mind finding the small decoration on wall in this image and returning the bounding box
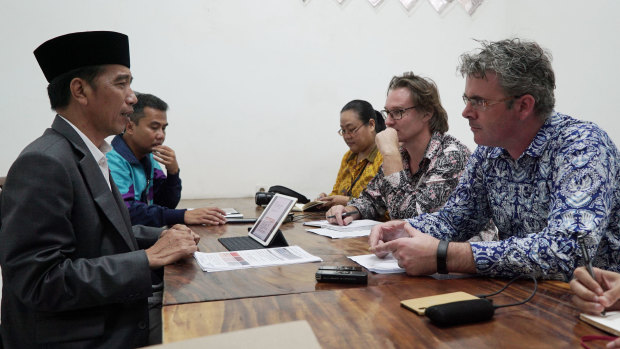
[428,0,453,14]
[399,0,418,11]
[305,0,484,16]
[458,0,482,15]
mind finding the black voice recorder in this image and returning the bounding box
[315,266,368,284]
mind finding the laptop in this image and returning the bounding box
[218,193,298,251]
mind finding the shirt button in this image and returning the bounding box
[138,321,147,330]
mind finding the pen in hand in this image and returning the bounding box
[578,233,606,316]
[326,211,357,219]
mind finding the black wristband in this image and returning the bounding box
[437,240,450,274]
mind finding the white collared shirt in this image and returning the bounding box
[58,115,113,190]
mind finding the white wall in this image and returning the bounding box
[1,0,619,199]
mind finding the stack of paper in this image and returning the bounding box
[194,245,322,272]
[303,220,328,228]
[304,219,380,231]
[306,228,370,239]
[223,208,243,219]
[324,219,381,232]
[348,253,405,274]
[303,219,381,239]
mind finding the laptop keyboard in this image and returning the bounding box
[218,236,265,251]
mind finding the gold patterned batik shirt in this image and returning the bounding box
[330,145,383,199]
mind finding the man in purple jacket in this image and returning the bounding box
[107,92,226,227]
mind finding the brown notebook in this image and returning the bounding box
[292,201,325,212]
[400,291,479,316]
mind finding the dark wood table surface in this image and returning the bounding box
[165,198,416,305]
[163,198,609,348]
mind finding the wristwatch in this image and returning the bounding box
[436,240,450,274]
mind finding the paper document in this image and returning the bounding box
[348,253,405,274]
[303,220,328,228]
[303,219,380,232]
[194,245,322,272]
[223,208,243,219]
[580,311,620,336]
[306,228,370,239]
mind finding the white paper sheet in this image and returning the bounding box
[306,228,371,239]
[194,245,322,272]
[303,219,380,232]
[223,207,243,219]
[348,253,405,274]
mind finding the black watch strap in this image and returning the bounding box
[437,240,450,274]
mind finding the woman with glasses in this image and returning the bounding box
[326,72,477,231]
[316,100,386,208]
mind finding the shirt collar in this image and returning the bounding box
[486,111,559,159]
[111,134,142,165]
[398,132,443,166]
[523,111,560,158]
[346,144,380,163]
[57,115,111,160]
[422,132,446,161]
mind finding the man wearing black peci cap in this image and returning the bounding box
[0,31,200,348]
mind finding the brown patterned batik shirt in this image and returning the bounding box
[349,132,471,221]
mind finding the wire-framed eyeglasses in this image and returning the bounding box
[462,95,517,111]
[380,106,417,120]
[337,123,366,136]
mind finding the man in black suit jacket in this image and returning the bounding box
[0,31,200,348]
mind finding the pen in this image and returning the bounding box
[578,233,606,316]
[327,211,357,219]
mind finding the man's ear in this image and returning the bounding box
[69,77,91,106]
[124,120,136,135]
[422,111,432,123]
[515,94,536,120]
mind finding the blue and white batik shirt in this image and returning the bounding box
[407,112,620,280]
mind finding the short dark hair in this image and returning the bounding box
[388,72,449,134]
[341,100,386,133]
[129,92,168,124]
[47,65,104,110]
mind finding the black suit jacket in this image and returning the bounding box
[0,116,162,348]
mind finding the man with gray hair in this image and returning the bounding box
[369,38,620,280]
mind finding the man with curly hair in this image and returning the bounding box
[370,39,620,281]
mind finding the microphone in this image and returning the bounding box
[425,299,495,327]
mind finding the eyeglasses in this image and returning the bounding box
[380,106,417,120]
[462,95,516,111]
[337,123,366,136]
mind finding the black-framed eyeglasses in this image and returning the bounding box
[380,106,417,120]
[337,123,366,137]
[462,95,517,111]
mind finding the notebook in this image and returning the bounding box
[580,311,620,336]
[401,291,480,315]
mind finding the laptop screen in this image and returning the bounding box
[248,193,297,246]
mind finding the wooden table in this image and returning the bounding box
[164,198,413,305]
[163,198,609,348]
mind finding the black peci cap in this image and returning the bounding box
[34,31,130,82]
